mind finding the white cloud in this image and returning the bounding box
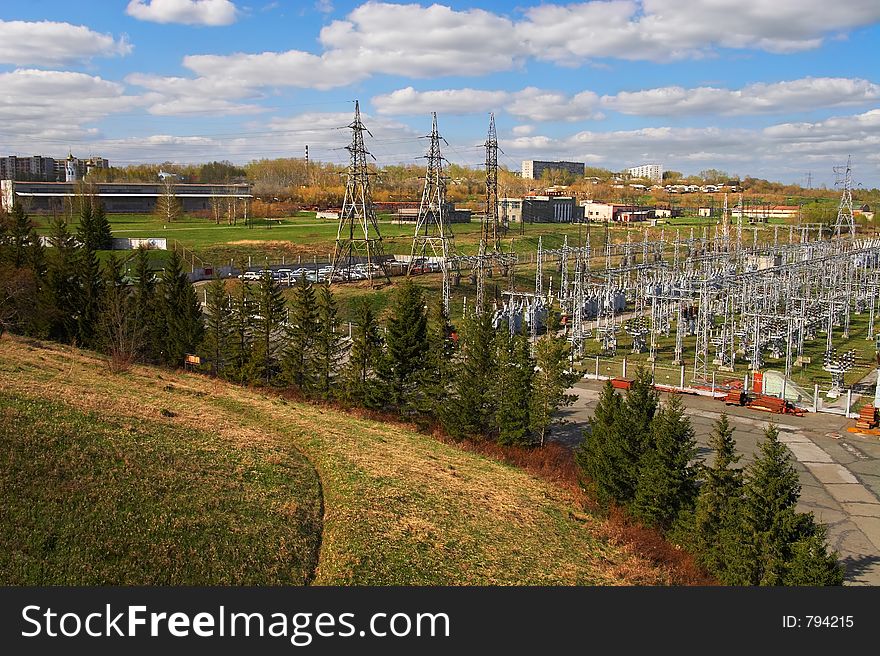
[605,77,880,115]
[0,19,131,66]
[126,73,266,115]
[315,0,334,13]
[518,0,880,63]
[511,125,535,136]
[508,87,602,122]
[372,87,509,115]
[0,69,142,144]
[126,0,239,26]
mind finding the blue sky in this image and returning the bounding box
[2,0,880,186]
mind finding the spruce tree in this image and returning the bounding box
[613,367,660,504]
[201,276,230,376]
[495,331,535,446]
[443,312,496,438]
[575,380,624,507]
[159,249,204,366]
[529,333,576,446]
[132,247,162,363]
[99,253,141,371]
[251,271,286,384]
[631,394,698,530]
[76,199,95,251]
[45,213,80,343]
[410,295,453,424]
[692,414,744,580]
[91,201,113,250]
[383,279,429,410]
[283,272,318,392]
[314,283,345,398]
[75,245,103,349]
[728,424,844,586]
[7,203,44,272]
[224,282,256,384]
[342,298,383,406]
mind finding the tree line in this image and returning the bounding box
[576,371,845,585]
[1,203,576,447]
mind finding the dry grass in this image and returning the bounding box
[0,335,687,585]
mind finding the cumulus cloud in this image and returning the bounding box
[372,87,509,115]
[0,69,142,144]
[126,72,266,115]
[605,77,880,116]
[0,19,131,66]
[126,0,239,26]
[518,0,880,63]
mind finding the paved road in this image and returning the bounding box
[555,380,880,585]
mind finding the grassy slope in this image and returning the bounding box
[0,336,669,585]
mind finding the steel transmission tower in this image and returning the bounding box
[330,101,388,286]
[409,113,457,313]
[833,156,855,239]
[474,113,507,315]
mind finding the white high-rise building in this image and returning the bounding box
[627,163,663,183]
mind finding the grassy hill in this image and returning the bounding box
[0,336,680,585]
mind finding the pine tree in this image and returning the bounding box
[45,213,80,343]
[201,277,230,376]
[631,394,698,530]
[314,283,345,398]
[99,253,141,372]
[251,271,286,384]
[7,203,44,272]
[731,424,844,586]
[443,312,496,438]
[383,279,429,411]
[342,298,383,406]
[692,414,744,580]
[92,201,113,250]
[410,295,453,425]
[613,367,660,504]
[224,282,256,384]
[575,380,624,507]
[159,248,204,366]
[495,331,535,446]
[75,245,103,349]
[529,333,576,447]
[283,272,318,392]
[132,246,162,363]
[76,199,95,251]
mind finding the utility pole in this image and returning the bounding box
[409,112,456,314]
[330,101,388,286]
[833,156,855,239]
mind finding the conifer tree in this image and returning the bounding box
[283,272,318,391]
[576,380,624,507]
[91,201,113,250]
[76,199,94,250]
[495,331,535,446]
[443,312,496,438]
[529,333,576,447]
[201,277,230,376]
[7,203,44,272]
[383,279,429,410]
[631,394,698,530]
[613,367,660,504]
[314,283,345,398]
[224,282,255,384]
[99,253,141,371]
[342,298,383,406]
[731,424,844,586]
[692,414,744,579]
[45,213,80,343]
[159,248,204,366]
[75,244,103,349]
[132,247,162,363]
[411,295,454,424]
[251,271,286,384]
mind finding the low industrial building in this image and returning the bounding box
[395,204,471,223]
[581,200,653,222]
[499,196,583,223]
[731,205,800,221]
[1,180,252,214]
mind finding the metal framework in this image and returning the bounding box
[330,100,388,286]
[834,156,856,239]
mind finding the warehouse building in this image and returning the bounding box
[1,180,252,214]
[498,196,583,223]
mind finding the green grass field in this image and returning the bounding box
[0,336,681,585]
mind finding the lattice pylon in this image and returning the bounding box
[409,112,456,313]
[330,100,388,287]
[834,156,855,239]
